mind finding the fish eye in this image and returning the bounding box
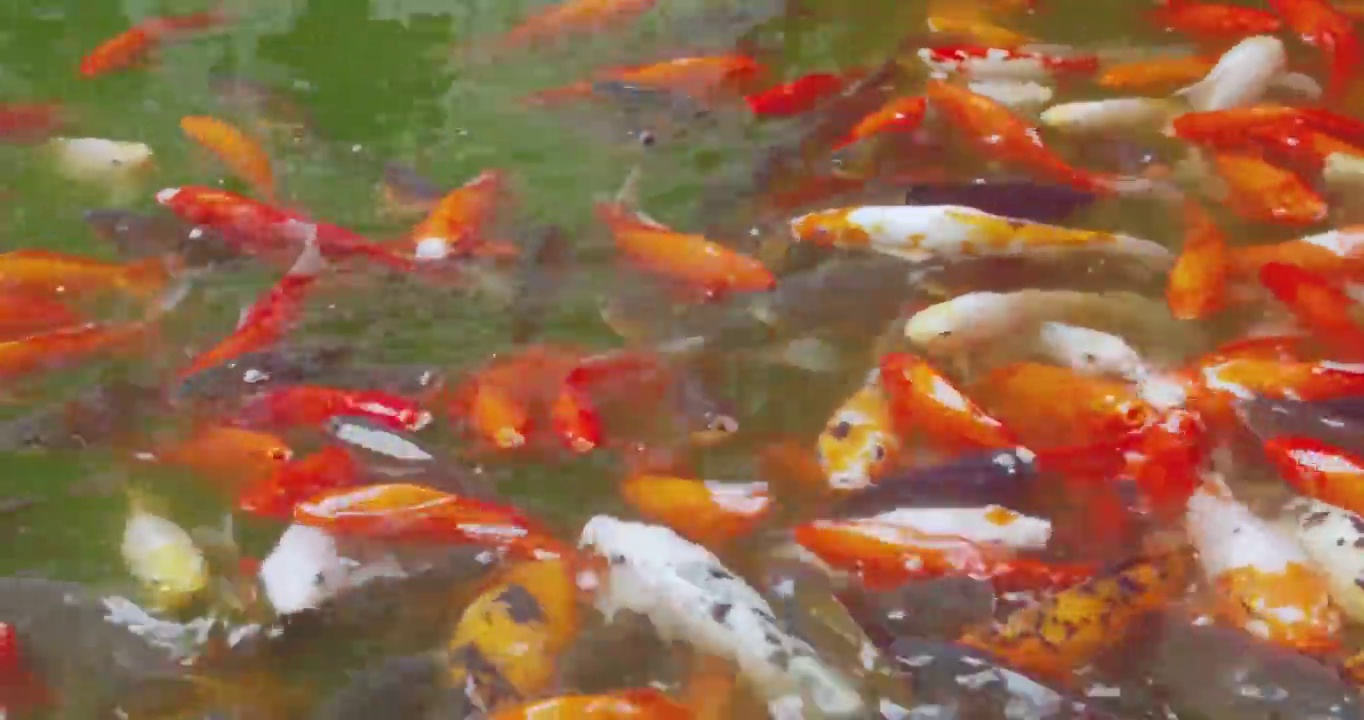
[1083,352,1099,365]
[313,572,326,587]
[937,330,952,338]
[639,131,656,147]
[829,421,852,440]
[708,415,739,434]
[269,448,290,461]
[873,445,886,461]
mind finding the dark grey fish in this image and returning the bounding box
[169,343,355,403]
[833,447,1038,518]
[309,652,473,720]
[1152,613,1363,720]
[509,224,573,343]
[381,161,445,212]
[903,182,1097,224]
[847,577,995,644]
[747,255,918,339]
[887,638,1116,719]
[82,208,238,267]
[1234,396,1364,456]
[0,380,163,452]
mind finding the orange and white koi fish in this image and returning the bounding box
[1265,435,1364,515]
[236,445,362,519]
[1293,498,1364,624]
[1034,322,1150,380]
[398,169,508,261]
[495,0,657,50]
[918,45,1098,82]
[1186,476,1341,652]
[620,474,770,546]
[903,290,1174,355]
[959,549,1191,678]
[179,235,323,378]
[80,9,227,77]
[817,370,899,490]
[966,79,1055,112]
[925,15,1036,48]
[1176,36,1286,111]
[1167,200,1229,319]
[489,689,692,720]
[579,516,864,717]
[1210,151,1327,225]
[180,115,275,200]
[860,505,1051,547]
[1040,97,1183,134]
[926,80,1140,194]
[596,201,775,299]
[1268,0,1361,100]
[880,351,1019,452]
[789,205,1171,266]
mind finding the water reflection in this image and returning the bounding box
[257,0,453,146]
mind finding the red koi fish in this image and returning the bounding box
[237,445,361,519]
[236,385,432,433]
[295,483,564,556]
[925,80,1121,194]
[1149,1,1282,41]
[80,9,227,77]
[0,290,79,341]
[1166,200,1229,319]
[1173,105,1364,149]
[745,72,849,117]
[496,0,658,50]
[489,689,692,720]
[880,352,1018,453]
[0,103,63,142]
[178,239,323,379]
[1259,262,1364,360]
[919,45,1100,80]
[448,344,583,452]
[1123,407,1206,517]
[595,201,775,299]
[1268,0,1361,100]
[1265,436,1364,515]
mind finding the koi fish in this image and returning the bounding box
[1149,1,1283,41]
[918,45,1099,81]
[1167,200,1229,319]
[1195,359,1364,408]
[0,103,63,142]
[79,9,226,77]
[1186,477,1341,652]
[1098,54,1217,92]
[1268,0,1361,100]
[579,516,865,717]
[958,549,1191,678]
[1033,322,1150,380]
[257,524,354,615]
[0,319,152,381]
[1210,152,1327,225]
[448,344,582,451]
[153,424,293,488]
[903,289,1175,355]
[596,201,775,298]
[1265,435,1364,515]
[379,161,445,217]
[236,445,361,519]
[488,689,692,720]
[833,447,1040,515]
[47,137,153,190]
[925,80,1139,194]
[925,15,1036,48]
[495,0,658,50]
[0,249,171,300]
[294,483,559,556]
[1229,225,1364,280]
[965,79,1055,112]
[745,72,848,117]
[1259,262,1364,359]
[0,290,78,341]
[621,474,769,546]
[445,558,579,707]
[835,95,927,150]
[397,169,508,261]
[1039,97,1183,134]
[789,205,1171,266]
[818,370,899,490]
[179,234,323,378]
[236,384,431,433]
[179,115,275,200]
[530,55,763,105]
[1176,35,1286,111]
[1293,499,1364,624]
[902,181,1096,223]
[121,490,208,611]
[973,362,1156,449]
[880,351,1019,452]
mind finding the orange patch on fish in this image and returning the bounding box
[1214,562,1342,652]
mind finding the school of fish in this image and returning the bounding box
[11,0,1364,717]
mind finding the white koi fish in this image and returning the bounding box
[1175,36,1286,112]
[1293,498,1364,625]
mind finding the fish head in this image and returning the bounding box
[142,543,209,610]
[789,208,870,248]
[903,295,1002,352]
[258,524,350,615]
[818,408,895,491]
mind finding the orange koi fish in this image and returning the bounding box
[1268,0,1361,100]
[496,0,658,50]
[1097,55,1216,92]
[296,483,561,555]
[1260,262,1364,359]
[448,344,582,451]
[1173,105,1364,149]
[973,363,1154,449]
[529,55,763,104]
[80,9,227,77]
[1187,478,1342,652]
[489,689,692,720]
[0,320,152,381]
[794,518,1092,591]
[1149,1,1282,41]
[178,239,323,378]
[595,201,775,299]
[836,95,928,150]
[881,352,1019,453]
[236,445,360,519]
[548,382,601,454]
[1193,358,1364,412]
[446,558,581,706]
[397,169,509,261]
[1166,200,1229,319]
[0,249,172,300]
[959,549,1191,678]
[1229,226,1364,280]
[0,290,78,340]
[154,424,293,488]
[1265,436,1364,515]
[620,474,770,546]
[818,370,900,491]
[1123,407,1206,517]
[1210,152,1327,226]
[180,115,275,200]
[925,80,1121,194]
[925,15,1036,48]
[745,72,850,117]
